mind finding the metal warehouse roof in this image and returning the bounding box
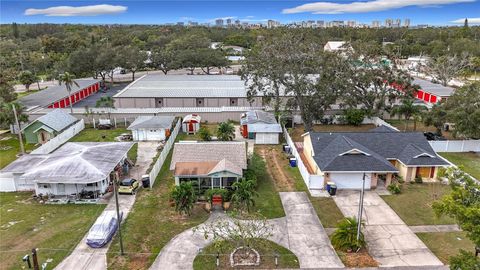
[31,106,265,115]
[413,78,455,97]
[19,79,99,109]
[114,75,247,98]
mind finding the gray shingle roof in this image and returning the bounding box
[170,141,247,171]
[127,116,175,130]
[310,131,448,172]
[23,109,78,132]
[413,78,455,97]
[19,79,99,108]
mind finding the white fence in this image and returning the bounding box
[362,117,400,131]
[31,119,85,155]
[148,119,181,187]
[283,126,324,190]
[429,140,480,153]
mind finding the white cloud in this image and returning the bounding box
[451,17,480,24]
[282,0,475,14]
[25,4,127,17]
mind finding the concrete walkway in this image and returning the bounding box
[333,191,443,267]
[409,224,461,233]
[150,192,343,269]
[54,141,160,270]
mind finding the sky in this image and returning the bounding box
[1,0,479,26]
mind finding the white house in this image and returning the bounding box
[0,142,133,198]
[240,110,282,144]
[127,115,175,141]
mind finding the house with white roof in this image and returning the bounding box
[127,115,175,141]
[240,110,282,144]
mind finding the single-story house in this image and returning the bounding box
[182,114,201,134]
[22,109,78,144]
[127,115,175,141]
[323,41,353,53]
[170,141,247,192]
[300,125,449,190]
[240,110,282,144]
[0,142,133,197]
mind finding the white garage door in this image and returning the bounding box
[329,173,370,190]
[255,133,279,145]
[145,129,166,141]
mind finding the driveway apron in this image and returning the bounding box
[333,190,443,267]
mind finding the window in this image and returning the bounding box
[196,98,204,107]
[212,177,221,188]
[230,98,238,106]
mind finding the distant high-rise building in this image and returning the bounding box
[385,18,393,27]
[215,19,224,27]
[372,20,381,28]
[267,20,280,28]
[226,18,232,26]
[177,22,184,26]
[235,19,241,26]
[347,20,356,27]
[404,18,411,27]
[317,20,325,27]
[394,19,401,27]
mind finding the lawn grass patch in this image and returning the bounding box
[253,169,285,219]
[0,192,105,270]
[69,127,128,142]
[416,231,475,264]
[0,134,36,169]
[439,152,480,180]
[289,124,374,141]
[382,183,456,225]
[107,134,209,270]
[385,119,454,139]
[193,239,299,269]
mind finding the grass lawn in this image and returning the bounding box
[253,159,286,219]
[0,192,105,270]
[180,124,218,141]
[439,152,480,180]
[289,124,375,141]
[417,232,475,264]
[0,134,36,169]
[107,134,210,270]
[385,119,454,139]
[382,183,456,225]
[193,239,299,270]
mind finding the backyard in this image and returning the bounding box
[439,152,480,179]
[0,133,36,169]
[288,124,375,142]
[0,192,105,270]
[417,231,475,264]
[385,119,454,139]
[382,183,456,225]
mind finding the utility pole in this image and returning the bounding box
[12,104,25,154]
[31,248,39,270]
[114,172,124,255]
[356,173,366,243]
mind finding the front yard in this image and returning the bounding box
[0,134,36,169]
[0,192,105,270]
[382,183,456,225]
[439,152,480,180]
[416,231,475,264]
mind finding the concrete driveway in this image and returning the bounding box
[333,190,443,267]
[54,141,160,270]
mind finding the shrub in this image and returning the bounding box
[170,182,197,215]
[197,127,212,141]
[343,108,365,126]
[204,188,231,202]
[415,176,423,184]
[394,175,404,184]
[437,167,447,178]
[449,250,480,270]
[387,183,401,194]
[231,179,258,212]
[331,217,366,251]
[216,121,235,141]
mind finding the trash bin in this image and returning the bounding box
[289,158,297,167]
[282,144,288,151]
[326,182,335,192]
[141,175,150,188]
[284,146,291,153]
[329,184,337,196]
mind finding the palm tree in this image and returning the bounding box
[231,179,257,212]
[216,121,235,141]
[391,98,425,131]
[58,72,79,114]
[170,182,196,216]
[331,217,366,251]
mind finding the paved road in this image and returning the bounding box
[333,191,443,267]
[72,83,127,108]
[54,142,160,270]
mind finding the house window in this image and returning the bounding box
[196,98,204,107]
[212,177,221,188]
[230,98,238,106]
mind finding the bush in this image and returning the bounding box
[331,217,366,251]
[394,175,404,184]
[204,188,231,202]
[231,179,257,212]
[415,176,423,184]
[197,127,212,141]
[437,167,447,178]
[170,182,197,215]
[387,183,401,194]
[343,108,365,126]
[449,250,480,270]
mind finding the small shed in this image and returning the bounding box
[182,114,201,134]
[22,109,78,144]
[248,123,282,144]
[127,115,175,141]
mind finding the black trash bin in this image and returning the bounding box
[329,184,337,196]
[141,175,150,188]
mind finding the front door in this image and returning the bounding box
[416,167,432,178]
[188,122,194,132]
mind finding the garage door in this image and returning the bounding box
[329,173,370,190]
[145,129,165,141]
[255,133,278,145]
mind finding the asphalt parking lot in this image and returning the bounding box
[73,83,127,108]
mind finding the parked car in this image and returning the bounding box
[423,132,446,141]
[117,133,133,141]
[118,178,139,194]
[86,210,122,248]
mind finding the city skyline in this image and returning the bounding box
[1,0,479,26]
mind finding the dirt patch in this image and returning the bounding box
[339,249,379,268]
[257,146,295,192]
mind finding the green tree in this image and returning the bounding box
[449,250,480,270]
[216,121,235,141]
[197,48,229,74]
[331,217,366,251]
[0,102,28,129]
[197,127,212,141]
[443,82,480,139]
[391,91,426,131]
[58,72,79,114]
[343,108,365,126]
[12,22,19,39]
[151,49,178,75]
[18,70,37,91]
[118,46,147,81]
[0,71,17,103]
[423,104,448,135]
[170,182,197,216]
[426,54,470,86]
[96,96,115,108]
[231,179,257,212]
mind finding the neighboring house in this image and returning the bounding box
[0,142,133,196]
[240,110,282,144]
[19,79,100,110]
[182,114,201,134]
[127,115,175,141]
[22,109,78,144]
[323,41,352,53]
[222,45,245,54]
[170,141,247,192]
[300,126,449,190]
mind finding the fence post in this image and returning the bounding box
[93,118,96,129]
[446,140,449,152]
[461,140,465,152]
[114,117,117,128]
